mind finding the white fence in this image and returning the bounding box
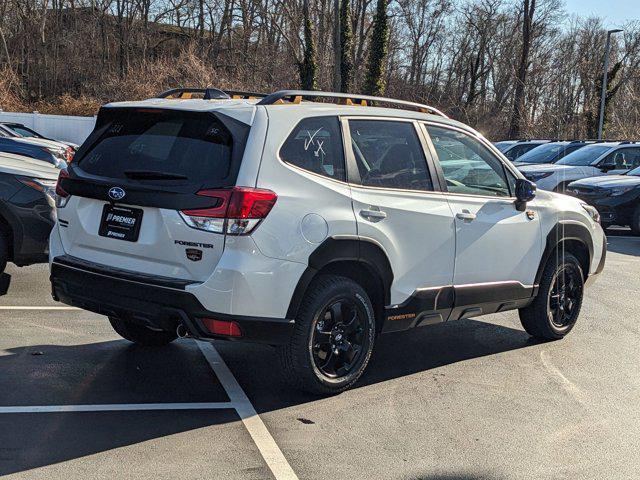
[0,111,96,145]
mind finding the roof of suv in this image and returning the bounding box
[102,89,471,132]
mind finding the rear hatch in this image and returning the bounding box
[55,106,250,282]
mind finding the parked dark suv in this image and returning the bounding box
[568,165,640,233]
[0,152,58,272]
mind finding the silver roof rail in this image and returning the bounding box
[256,90,448,118]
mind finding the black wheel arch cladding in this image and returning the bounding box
[286,237,393,320]
[535,220,594,286]
[287,221,596,323]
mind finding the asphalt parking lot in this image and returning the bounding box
[1,232,639,480]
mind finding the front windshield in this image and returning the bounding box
[557,145,611,166]
[516,143,569,164]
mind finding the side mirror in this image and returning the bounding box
[515,178,536,211]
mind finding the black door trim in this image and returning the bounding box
[382,280,535,333]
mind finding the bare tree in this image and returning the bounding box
[0,0,639,140]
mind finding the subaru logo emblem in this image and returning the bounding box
[108,187,126,201]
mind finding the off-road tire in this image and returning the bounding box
[631,206,640,236]
[0,229,8,273]
[519,252,584,340]
[278,275,376,395]
[109,316,177,346]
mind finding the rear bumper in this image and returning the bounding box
[50,255,295,345]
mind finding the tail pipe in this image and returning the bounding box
[176,323,190,339]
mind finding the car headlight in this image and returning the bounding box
[525,171,553,181]
[17,177,56,196]
[609,186,635,196]
[581,203,600,224]
[17,177,58,216]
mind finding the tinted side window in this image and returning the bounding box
[606,148,640,169]
[426,125,511,197]
[505,144,535,161]
[348,120,433,191]
[280,116,345,181]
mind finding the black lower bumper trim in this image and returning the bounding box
[50,258,295,345]
[585,238,607,287]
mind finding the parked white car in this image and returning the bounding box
[519,142,640,192]
[0,122,76,166]
[49,88,606,394]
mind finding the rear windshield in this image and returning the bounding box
[77,110,234,185]
[494,142,514,152]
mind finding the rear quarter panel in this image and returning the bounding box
[250,106,357,264]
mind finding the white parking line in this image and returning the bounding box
[0,306,79,310]
[0,307,299,479]
[197,341,300,480]
[0,402,233,414]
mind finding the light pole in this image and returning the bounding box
[598,28,623,140]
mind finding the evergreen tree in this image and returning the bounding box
[339,0,353,92]
[299,1,317,91]
[364,0,389,96]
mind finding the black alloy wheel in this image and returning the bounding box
[519,252,584,340]
[311,298,367,378]
[279,275,376,395]
[548,263,582,330]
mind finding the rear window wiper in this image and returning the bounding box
[124,170,188,180]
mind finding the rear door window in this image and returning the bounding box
[77,110,235,186]
[347,119,433,191]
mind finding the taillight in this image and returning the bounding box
[200,318,242,337]
[55,170,70,208]
[65,146,75,163]
[180,186,277,235]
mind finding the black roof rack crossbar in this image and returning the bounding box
[256,90,448,117]
[156,88,271,101]
[156,87,231,100]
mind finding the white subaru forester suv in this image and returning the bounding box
[50,88,606,394]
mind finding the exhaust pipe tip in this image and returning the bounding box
[176,324,189,339]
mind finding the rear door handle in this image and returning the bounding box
[456,211,476,221]
[360,209,387,221]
